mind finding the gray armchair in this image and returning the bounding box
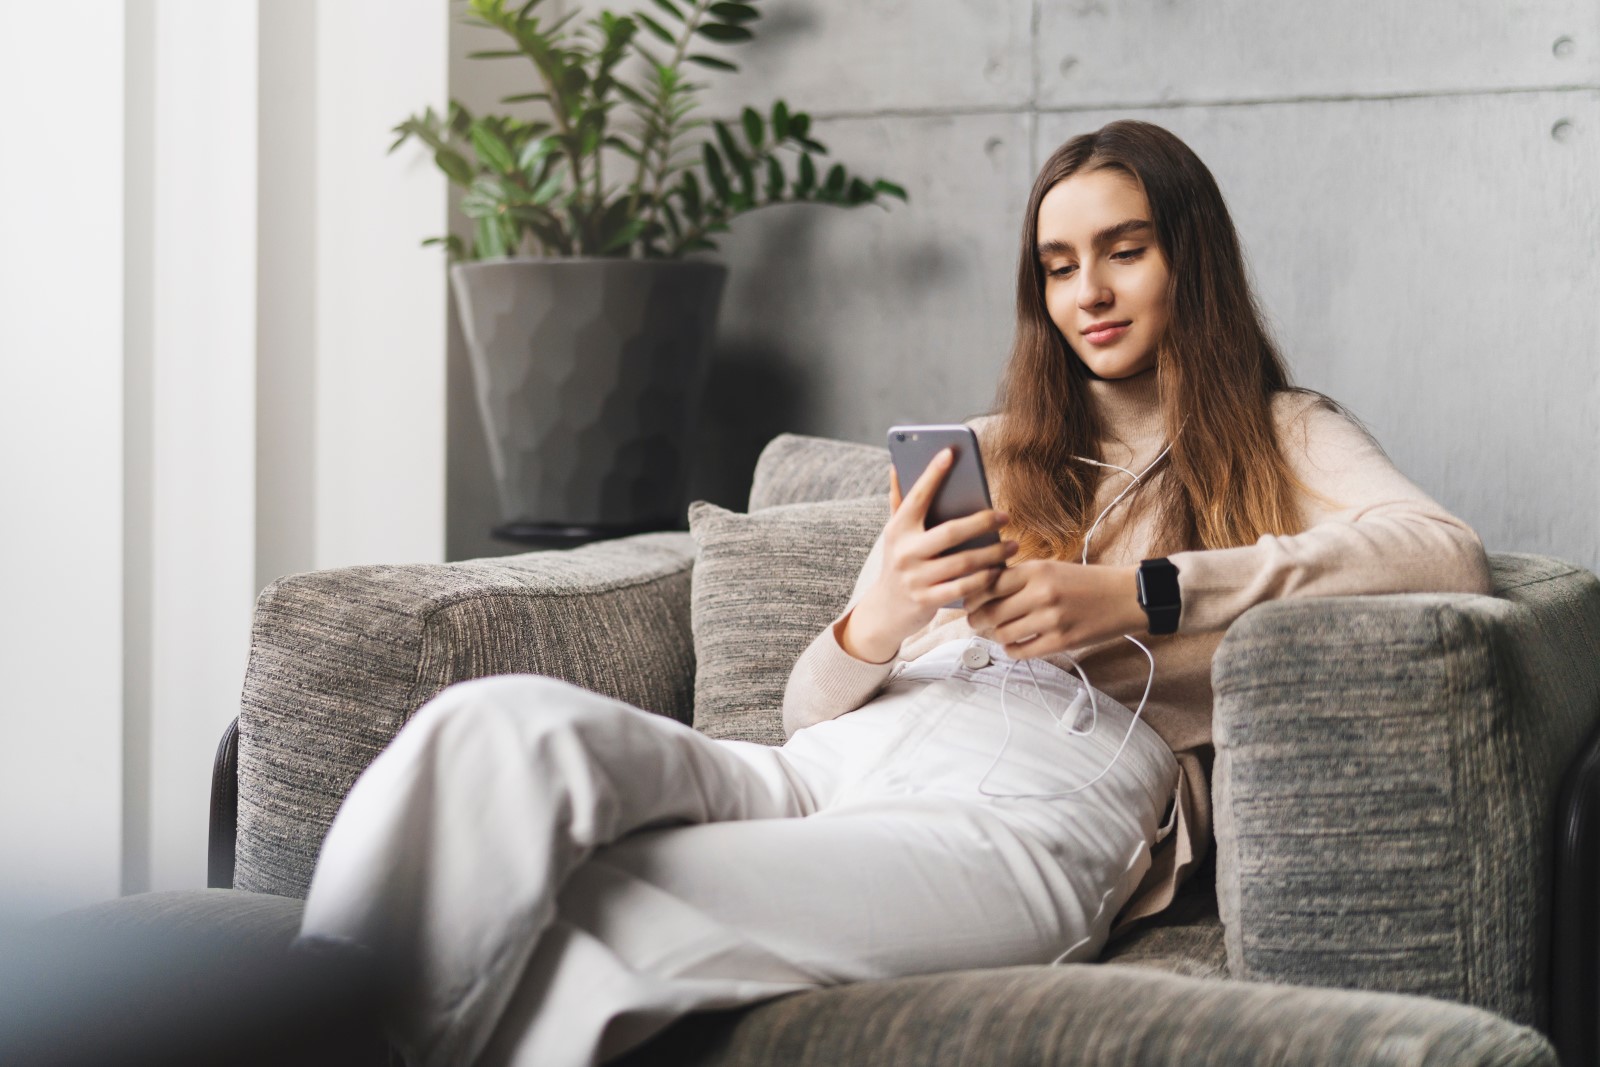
[165,433,1600,1064]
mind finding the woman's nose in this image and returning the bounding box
[1076,265,1112,310]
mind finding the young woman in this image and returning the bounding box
[298,120,1493,1067]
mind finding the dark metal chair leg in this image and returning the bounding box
[1551,718,1600,1067]
[208,716,239,890]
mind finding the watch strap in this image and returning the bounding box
[1137,557,1181,636]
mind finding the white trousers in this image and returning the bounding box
[299,637,1178,1067]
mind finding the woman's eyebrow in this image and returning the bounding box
[1036,219,1152,258]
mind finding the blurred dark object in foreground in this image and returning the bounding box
[0,889,395,1067]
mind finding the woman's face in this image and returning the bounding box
[1035,167,1170,380]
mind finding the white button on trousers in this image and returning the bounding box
[299,640,1177,1067]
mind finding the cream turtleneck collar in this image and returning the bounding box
[1083,366,1166,461]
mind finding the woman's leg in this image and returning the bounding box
[476,794,1147,1067]
[297,674,825,1067]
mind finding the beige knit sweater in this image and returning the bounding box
[780,368,1494,928]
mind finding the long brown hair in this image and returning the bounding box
[988,119,1320,562]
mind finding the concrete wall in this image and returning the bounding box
[447,0,1600,570]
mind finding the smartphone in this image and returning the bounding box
[887,424,1000,609]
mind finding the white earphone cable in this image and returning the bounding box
[974,440,1171,800]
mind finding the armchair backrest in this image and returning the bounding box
[748,433,889,510]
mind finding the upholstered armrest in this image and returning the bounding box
[1212,554,1600,1031]
[234,532,697,899]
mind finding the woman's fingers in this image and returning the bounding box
[926,565,1007,606]
[921,538,1016,585]
[965,566,1030,626]
[892,447,952,528]
[924,508,1009,555]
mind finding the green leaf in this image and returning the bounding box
[469,124,517,174]
[652,0,685,20]
[517,136,554,173]
[790,112,810,139]
[560,64,590,95]
[596,194,633,238]
[764,156,784,200]
[713,120,748,171]
[526,217,570,254]
[421,234,466,261]
[602,135,642,162]
[434,147,477,186]
[702,143,731,201]
[695,22,754,43]
[686,53,738,72]
[709,2,759,22]
[848,177,873,203]
[459,176,507,218]
[477,215,508,259]
[771,99,790,140]
[798,136,827,154]
[795,152,816,197]
[614,81,651,108]
[635,11,678,45]
[467,49,524,59]
[531,168,567,204]
[740,106,763,150]
[872,179,908,202]
[822,162,845,199]
[601,217,650,253]
[680,170,703,219]
[500,92,550,105]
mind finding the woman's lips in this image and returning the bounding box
[1084,323,1130,345]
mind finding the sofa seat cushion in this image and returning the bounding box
[688,497,886,745]
[1098,874,1227,980]
[621,963,1555,1067]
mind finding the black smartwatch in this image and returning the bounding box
[1136,557,1181,636]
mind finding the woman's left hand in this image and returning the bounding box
[963,560,1146,658]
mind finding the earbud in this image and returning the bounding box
[973,440,1170,800]
[1056,688,1091,733]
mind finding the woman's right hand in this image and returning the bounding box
[837,447,1018,664]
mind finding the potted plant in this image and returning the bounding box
[394,0,909,541]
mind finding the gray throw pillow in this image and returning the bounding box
[687,496,887,745]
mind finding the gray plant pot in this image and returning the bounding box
[450,258,727,537]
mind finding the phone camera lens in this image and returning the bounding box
[895,433,906,442]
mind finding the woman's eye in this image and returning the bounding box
[1111,247,1145,261]
[1047,265,1076,277]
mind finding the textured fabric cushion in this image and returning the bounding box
[687,498,886,745]
[1098,874,1227,980]
[621,962,1555,1067]
[236,532,698,899]
[1212,553,1600,1030]
[747,433,890,510]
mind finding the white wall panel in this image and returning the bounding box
[257,0,319,593]
[1037,93,1600,569]
[1038,0,1599,107]
[0,7,127,916]
[313,0,449,570]
[145,1,259,893]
